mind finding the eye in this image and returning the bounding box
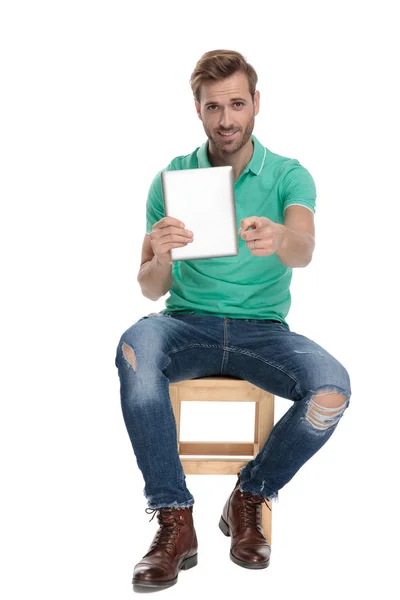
[206,102,244,111]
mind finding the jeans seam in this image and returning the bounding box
[167,344,299,384]
[247,407,294,481]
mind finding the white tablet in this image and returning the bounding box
[161,165,238,262]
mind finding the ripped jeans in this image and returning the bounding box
[115,312,351,509]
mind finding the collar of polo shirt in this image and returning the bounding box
[196,134,267,177]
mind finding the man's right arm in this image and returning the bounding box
[137,255,172,301]
[137,218,193,300]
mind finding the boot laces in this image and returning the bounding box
[144,507,184,556]
[239,491,271,530]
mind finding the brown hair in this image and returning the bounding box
[189,49,258,103]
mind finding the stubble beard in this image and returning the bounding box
[207,114,255,156]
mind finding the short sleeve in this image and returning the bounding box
[280,163,317,214]
[146,171,165,235]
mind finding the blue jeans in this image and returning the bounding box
[115,312,351,509]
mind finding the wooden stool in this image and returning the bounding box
[169,376,275,544]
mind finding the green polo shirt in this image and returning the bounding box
[145,134,316,328]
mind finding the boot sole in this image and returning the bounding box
[132,553,198,590]
[219,516,270,570]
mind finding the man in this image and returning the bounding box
[115,49,351,591]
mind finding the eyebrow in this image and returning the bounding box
[204,97,247,107]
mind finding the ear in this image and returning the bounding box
[253,90,260,116]
[194,99,202,120]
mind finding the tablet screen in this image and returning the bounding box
[161,166,238,261]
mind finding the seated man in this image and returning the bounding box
[115,48,351,591]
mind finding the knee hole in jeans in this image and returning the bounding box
[122,342,136,371]
[306,390,348,431]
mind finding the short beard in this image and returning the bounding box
[209,114,255,155]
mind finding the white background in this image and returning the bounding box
[1,1,399,598]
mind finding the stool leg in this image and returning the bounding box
[170,386,181,452]
[256,390,274,546]
[262,501,272,545]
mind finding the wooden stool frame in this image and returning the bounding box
[169,376,275,544]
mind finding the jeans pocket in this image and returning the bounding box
[242,318,276,323]
[168,311,196,319]
[242,318,288,329]
[135,312,163,324]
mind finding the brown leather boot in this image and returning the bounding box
[219,472,271,569]
[132,505,198,590]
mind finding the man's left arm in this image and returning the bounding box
[239,161,317,267]
[276,205,315,268]
[238,205,315,268]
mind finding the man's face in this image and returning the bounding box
[195,71,260,155]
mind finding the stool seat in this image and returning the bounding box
[169,376,275,544]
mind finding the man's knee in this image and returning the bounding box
[121,342,136,370]
[305,389,349,431]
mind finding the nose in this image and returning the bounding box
[219,107,235,129]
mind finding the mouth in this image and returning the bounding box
[218,130,238,140]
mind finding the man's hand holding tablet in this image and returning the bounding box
[150,217,194,267]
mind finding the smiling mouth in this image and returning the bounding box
[218,130,238,138]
